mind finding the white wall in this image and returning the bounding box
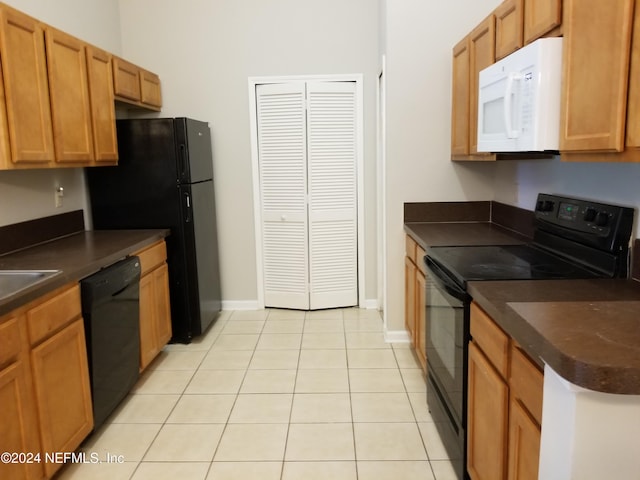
[382,0,501,333]
[495,157,640,235]
[0,0,122,228]
[117,0,380,307]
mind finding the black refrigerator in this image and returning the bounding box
[87,117,222,343]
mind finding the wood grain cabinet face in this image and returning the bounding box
[524,0,562,44]
[0,316,42,480]
[451,37,471,158]
[137,241,172,371]
[468,303,543,480]
[140,69,162,109]
[467,340,509,480]
[469,15,496,157]
[495,0,523,60]
[30,318,93,478]
[112,56,141,102]
[0,6,54,166]
[45,27,94,164]
[560,0,635,152]
[86,45,118,163]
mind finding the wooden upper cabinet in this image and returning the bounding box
[113,56,142,101]
[560,0,635,152]
[469,15,496,156]
[86,45,118,163]
[524,0,562,45]
[140,69,162,109]
[0,5,54,165]
[624,3,640,149]
[45,27,94,164]
[113,56,162,110]
[451,37,471,157]
[495,0,523,60]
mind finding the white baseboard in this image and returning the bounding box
[362,298,379,309]
[384,329,411,344]
[221,300,261,311]
[222,298,380,311]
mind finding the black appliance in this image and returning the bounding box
[423,193,635,480]
[87,118,222,343]
[81,256,141,429]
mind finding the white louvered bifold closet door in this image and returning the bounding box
[256,80,358,310]
[256,82,310,309]
[307,81,357,309]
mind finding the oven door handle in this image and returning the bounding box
[425,257,471,303]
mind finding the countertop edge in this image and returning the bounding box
[0,229,169,316]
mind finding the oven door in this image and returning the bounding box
[424,256,471,426]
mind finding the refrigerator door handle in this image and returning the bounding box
[179,144,188,180]
[184,191,192,223]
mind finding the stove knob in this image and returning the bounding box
[595,211,609,227]
[583,207,597,222]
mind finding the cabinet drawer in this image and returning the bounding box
[27,284,81,345]
[470,302,509,378]
[0,315,21,367]
[510,344,544,424]
[135,240,167,276]
[405,235,417,264]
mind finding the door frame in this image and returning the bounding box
[248,74,365,309]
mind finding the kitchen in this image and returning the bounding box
[1,0,640,479]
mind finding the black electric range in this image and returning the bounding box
[423,193,635,480]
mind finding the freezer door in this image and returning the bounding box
[174,118,214,184]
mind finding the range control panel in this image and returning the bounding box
[534,193,635,250]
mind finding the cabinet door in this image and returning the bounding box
[415,269,426,370]
[139,264,172,371]
[404,256,417,345]
[467,341,509,480]
[153,263,172,348]
[112,56,141,101]
[0,361,43,480]
[138,272,157,371]
[0,316,42,480]
[469,16,496,156]
[524,0,562,44]
[0,6,54,165]
[508,399,541,480]
[45,27,94,163]
[625,3,640,148]
[30,319,93,478]
[560,0,634,152]
[140,69,162,109]
[451,37,470,157]
[86,45,118,163]
[495,0,523,60]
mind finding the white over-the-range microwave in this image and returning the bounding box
[477,37,563,153]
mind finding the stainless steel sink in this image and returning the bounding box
[0,270,62,300]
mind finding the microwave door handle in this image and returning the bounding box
[504,73,521,139]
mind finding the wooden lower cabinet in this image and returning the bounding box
[0,315,43,480]
[467,302,543,480]
[508,399,541,480]
[467,341,509,480]
[30,319,93,478]
[0,283,93,479]
[404,235,426,370]
[136,241,172,371]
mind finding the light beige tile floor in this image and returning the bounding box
[56,308,457,480]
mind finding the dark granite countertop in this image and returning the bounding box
[404,221,529,251]
[0,229,169,316]
[403,207,640,395]
[469,277,640,394]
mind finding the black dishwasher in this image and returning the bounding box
[81,256,141,429]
